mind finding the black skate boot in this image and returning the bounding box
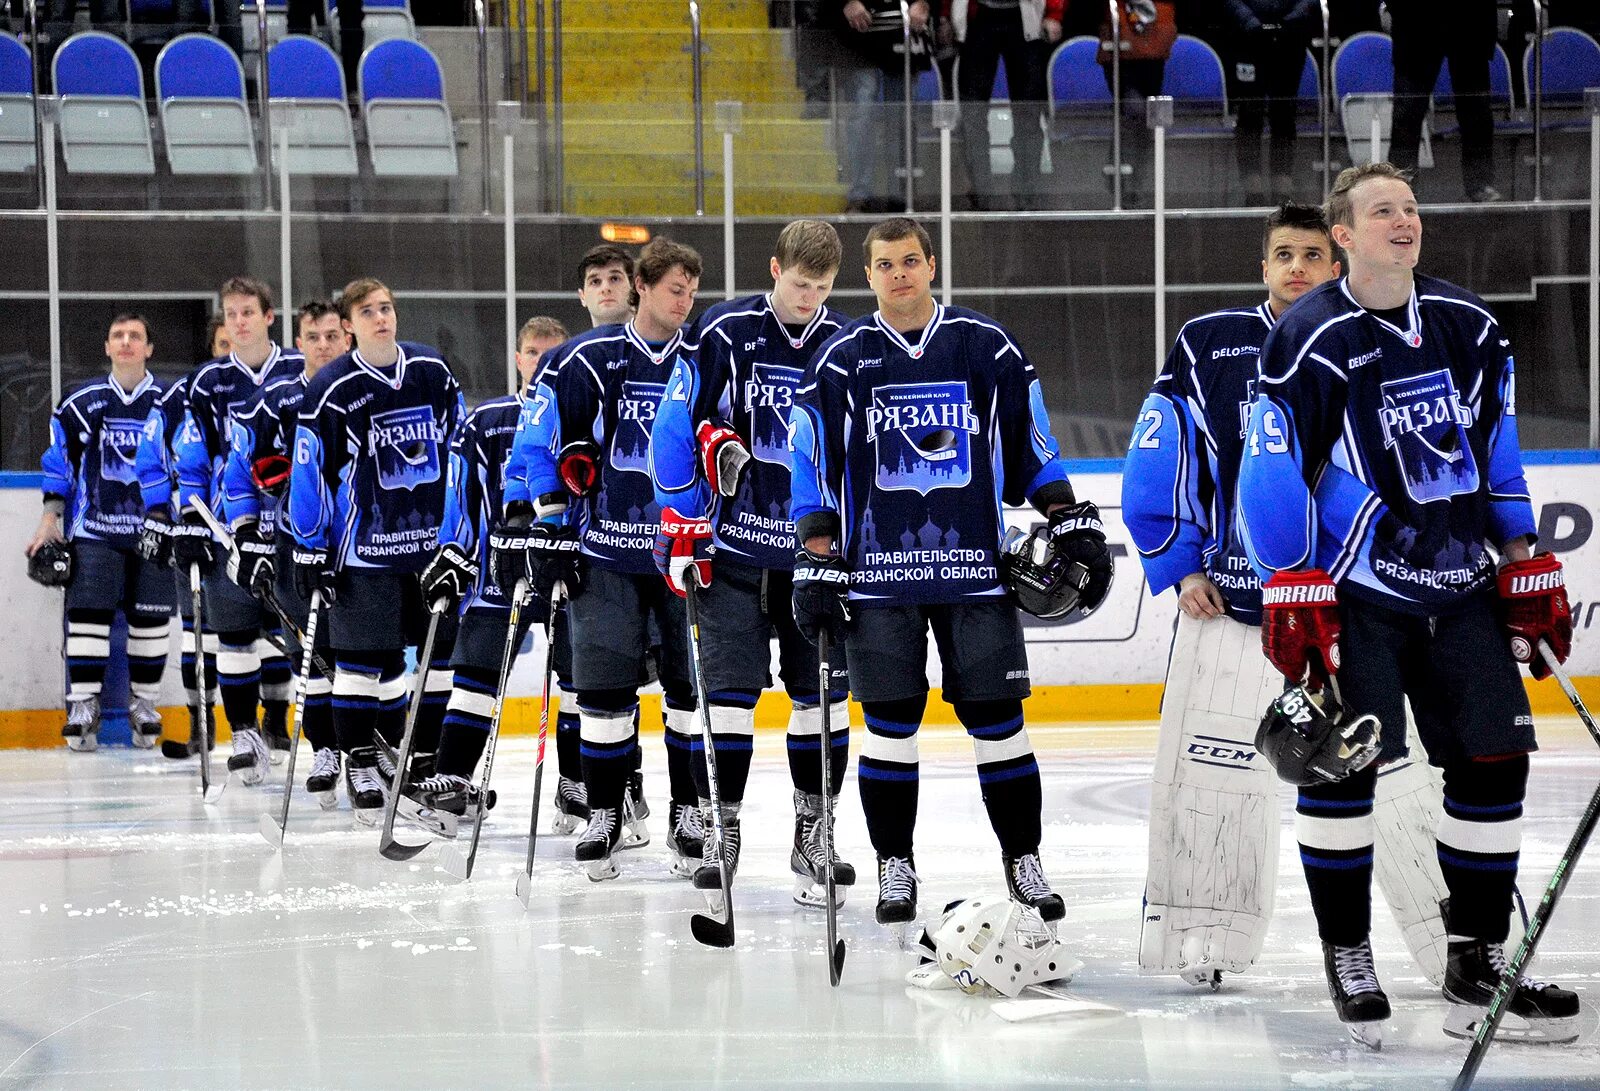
[1005,852,1066,922]
[1442,938,1581,1043]
[575,806,622,881]
[666,801,706,878]
[1322,939,1390,1050]
[397,772,479,840]
[619,770,650,849]
[791,790,856,908]
[551,776,589,834]
[875,854,919,925]
[692,805,740,891]
[227,723,271,786]
[305,747,341,809]
[128,696,163,749]
[62,697,100,752]
[262,702,291,764]
[346,746,389,827]
[162,705,216,759]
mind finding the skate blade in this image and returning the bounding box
[312,788,338,811]
[395,797,459,840]
[1345,1021,1384,1051]
[892,920,920,951]
[64,736,98,753]
[550,814,583,835]
[257,812,285,848]
[1179,968,1223,991]
[1442,1005,1582,1045]
[792,877,849,909]
[270,750,288,766]
[231,767,268,788]
[618,822,650,851]
[584,857,620,882]
[352,806,382,828]
[130,732,158,750]
[669,852,698,879]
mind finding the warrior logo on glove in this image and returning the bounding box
[1497,553,1572,680]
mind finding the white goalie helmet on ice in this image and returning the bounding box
[926,897,1073,999]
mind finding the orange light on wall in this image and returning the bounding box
[600,223,652,245]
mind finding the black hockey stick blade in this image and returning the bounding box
[378,830,432,862]
[690,909,736,949]
[161,738,195,760]
[830,939,846,985]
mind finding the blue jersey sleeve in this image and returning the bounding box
[1483,349,1535,547]
[286,389,345,551]
[221,410,262,527]
[789,347,847,541]
[173,381,225,514]
[41,405,76,506]
[1122,356,1209,596]
[503,379,562,510]
[995,339,1070,508]
[649,352,712,518]
[438,415,478,551]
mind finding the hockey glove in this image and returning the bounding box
[292,545,336,605]
[557,440,602,498]
[653,507,714,597]
[524,523,584,601]
[252,454,292,498]
[792,548,852,643]
[1497,553,1572,681]
[489,504,535,596]
[1261,568,1340,690]
[171,511,217,569]
[138,511,173,568]
[698,419,751,498]
[227,518,276,595]
[422,542,479,613]
[1045,501,1114,613]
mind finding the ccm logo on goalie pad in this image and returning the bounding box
[1506,570,1564,595]
[1261,582,1337,606]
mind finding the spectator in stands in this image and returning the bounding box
[943,0,1063,211]
[1388,0,1501,202]
[290,0,361,102]
[791,2,835,120]
[827,0,935,212]
[1099,0,1176,205]
[1327,0,1380,41]
[1222,0,1319,205]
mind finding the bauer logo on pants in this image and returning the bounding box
[369,406,443,491]
[610,380,666,476]
[866,382,978,495]
[1377,369,1479,504]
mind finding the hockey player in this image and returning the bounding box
[789,218,1113,926]
[496,238,706,880]
[577,244,636,327]
[1238,163,1579,1046]
[144,277,302,787]
[28,313,174,751]
[222,300,346,806]
[400,316,574,836]
[287,278,465,825]
[648,219,855,905]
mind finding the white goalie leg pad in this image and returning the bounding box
[1372,742,1450,986]
[1141,611,1281,979]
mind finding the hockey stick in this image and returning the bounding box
[685,582,735,948]
[259,587,323,849]
[441,578,533,881]
[516,582,565,907]
[376,599,449,862]
[189,561,224,803]
[817,628,846,985]
[1453,642,1599,1091]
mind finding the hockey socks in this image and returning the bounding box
[662,703,698,806]
[956,699,1042,858]
[690,691,757,805]
[64,608,113,700]
[858,695,926,859]
[179,617,218,708]
[332,650,407,753]
[299,671,335,751]
[556,688,582,781]
[415,649,455,757]
[1438,753,1528,943]
[125,610,170,704]
[787,692,850,797]
[434,665,498,779]
[578,692,637,812]
[216,627,263,730]
[1297,764,1378,945]
[258,631,292,705]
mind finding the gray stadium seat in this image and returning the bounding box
[0,33,35,173]
[156,34,259,174]
[267,35,358,176]
[359,39,457,177]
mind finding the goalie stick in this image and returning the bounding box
[516,582,565,908]
[685,583,735,948]
[817,628,845,985]
[376,599,449,862]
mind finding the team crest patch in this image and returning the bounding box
[745,363,801,467]
[867,381,979,495]
[1377,369,1479,503]
[369,406,442,491]
[610,380,665,475]
[98,416,144,486]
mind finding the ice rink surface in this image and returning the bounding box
[1,720,1597,1090]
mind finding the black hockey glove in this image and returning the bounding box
[1046,501,1113,613]
[171,511,216,570]
[228,518,276,595]
[524,523,584,602]
[422,542,479,613]
[138,512,173,568]
[489,504,535,597]
[792,548,852,643]
[292,545,336,605]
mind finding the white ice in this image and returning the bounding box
[1,720,1597,1089]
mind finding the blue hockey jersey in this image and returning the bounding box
[440,393,525,610]
[134,376,191,515]
[41,372,166,546]
[174,347,303,515]
[287,343,464,573]
[505,322,691,575]
[789,303,1072,605]
[1123,301,1276,624]
[223,371,307,534]
[650,293,847,570]
[1237,274,1535,615]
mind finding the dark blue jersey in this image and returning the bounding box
[134,376,191,514]
[789,303,1072,606]
[41,372,166,546]
[505,321,691,575]
[174,346,304,515]
[223,371,307,533]
[1123,301,1276,624]
[651,293,847,570]
[440,393,525,610]
[287,343,465,573]
[1238,274,1534,615]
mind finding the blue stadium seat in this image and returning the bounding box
[358,38,456,176]
[1298,50,1320,104]
[267,35,358,175]
[1525,26,1600,103]
[914,67,943,102]
[1048,36,1111,115]
[0,33,34,173]
[156,34,258,174]
[1332,31,1392,100]
[52,31,155,174]
[1161,34,1227,112]
[1433,42,1513,111]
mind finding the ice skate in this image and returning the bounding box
[619,770,650,850]
[551,776,589,834]
[262,703,290,764]
[791,791,855,908]
[1322,939,1390,1050]
[305,747,341,809]
[1005,853,1066,923]
[1442,938,1581,1044]
[162,706,215,759]
[62,697,100,752]
[227,725,271,786]
[346,747,389,827]
[397,772,480,840]
[575,806,622,881]
[128,696,163,749]
[876,854,919,926]
[665,801,705,878]
[692,809,740,907]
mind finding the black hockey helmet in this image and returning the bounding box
[1256,681,1381,786]
[28,539,75,588]
[1000,526,1088,620]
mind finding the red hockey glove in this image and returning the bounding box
[653,507,714,597]
[557,440,601,498]
[1261,568,1340,691]
[1497,553,1572,681]
[697,419,751,498]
